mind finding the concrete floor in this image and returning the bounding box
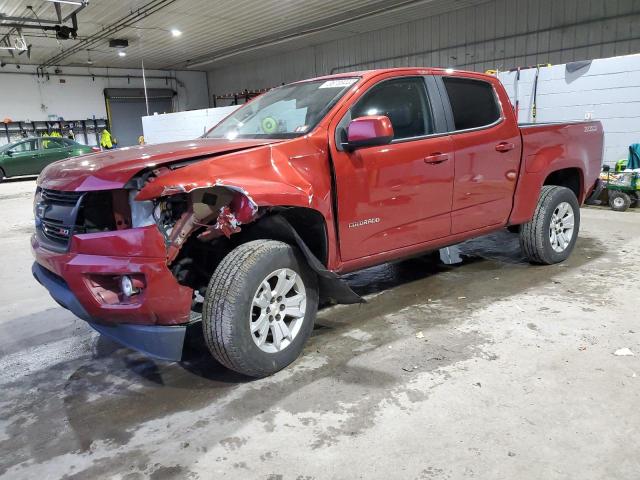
[1,178,639,480]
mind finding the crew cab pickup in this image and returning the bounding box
[32,68,603,377]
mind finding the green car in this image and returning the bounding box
[0,137,98,182]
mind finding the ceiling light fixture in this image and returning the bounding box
[45,0,83,5]
[118,51,126,57]
[170,29,182,37]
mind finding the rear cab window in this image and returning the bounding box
[442,77,501,131]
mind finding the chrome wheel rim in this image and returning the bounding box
[250,268,306,353]
[549,201,575,253]
[613,197,625,208]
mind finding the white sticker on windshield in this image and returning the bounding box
[319,79,357,89]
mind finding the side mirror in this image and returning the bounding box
[602,165,610,172]
[5,150,13,156]
[343,115,394,152]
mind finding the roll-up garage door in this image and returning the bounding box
[104,88,175,147]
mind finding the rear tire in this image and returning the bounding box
[608,191,631,212]
[202,240,318,377]
[520,186,580,265]
[0,167,5,183]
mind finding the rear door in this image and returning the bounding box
[39,137,71,171]
[438,76,522,234]
[330,75,455,261]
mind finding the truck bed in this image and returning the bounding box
[508,120,604,225]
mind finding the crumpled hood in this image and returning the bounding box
[38,138,282,191]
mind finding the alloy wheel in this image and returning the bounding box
[250,268,306,353]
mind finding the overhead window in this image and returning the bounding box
[351,77,433,140]
[442,77,500,131]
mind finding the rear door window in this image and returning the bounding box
[442,77,500,131]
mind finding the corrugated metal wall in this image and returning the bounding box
[207,0,640,96]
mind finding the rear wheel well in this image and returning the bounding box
[543,168,582,201]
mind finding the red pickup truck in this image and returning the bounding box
[32,68,603,377]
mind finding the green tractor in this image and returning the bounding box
[602,144,640,212]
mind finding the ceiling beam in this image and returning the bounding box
[40,0,177,67]
[182,0,448,69]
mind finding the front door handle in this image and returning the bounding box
[424,153,449,165]
[495,142,515,153]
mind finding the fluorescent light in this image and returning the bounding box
[170,29,182,37]
[46,0,83,5]
[118,51,126,57]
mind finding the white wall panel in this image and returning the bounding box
[142,106,239,144]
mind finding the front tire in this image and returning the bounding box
[520,186,580,265]
[0,167,6,183]
[202,240,318,377]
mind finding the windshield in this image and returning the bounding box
[206,78,359,140]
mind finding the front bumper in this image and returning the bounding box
[31,225,195,361]
[31,225,193,326]
[32,263,189,361]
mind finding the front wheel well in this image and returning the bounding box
[171,207,329,296]
[543,168,583,201]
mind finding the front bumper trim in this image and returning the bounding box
[32,262,92,321]
[88,322,187,362]
[32,262,188,361]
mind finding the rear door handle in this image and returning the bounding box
[495,142,515,153]
[424,153,449,164]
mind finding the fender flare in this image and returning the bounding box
[248,214,363,305]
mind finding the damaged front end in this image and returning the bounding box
[128,176,260,264]
[124,167,361,309]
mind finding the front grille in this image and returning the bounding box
[41,189,83,205]
[35,188,85,251]
[41,219,73,244]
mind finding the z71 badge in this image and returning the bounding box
[348,218,380,228]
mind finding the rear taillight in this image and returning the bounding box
[91,146,101,152]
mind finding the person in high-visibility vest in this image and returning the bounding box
[50,130,62,138]
[42,132,50,149]
[100,129,114,149]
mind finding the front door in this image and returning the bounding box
[2,139,39,177]
[330,76,455,261]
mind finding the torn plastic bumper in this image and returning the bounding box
[88,322,187,362]
[32,262,188,361]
